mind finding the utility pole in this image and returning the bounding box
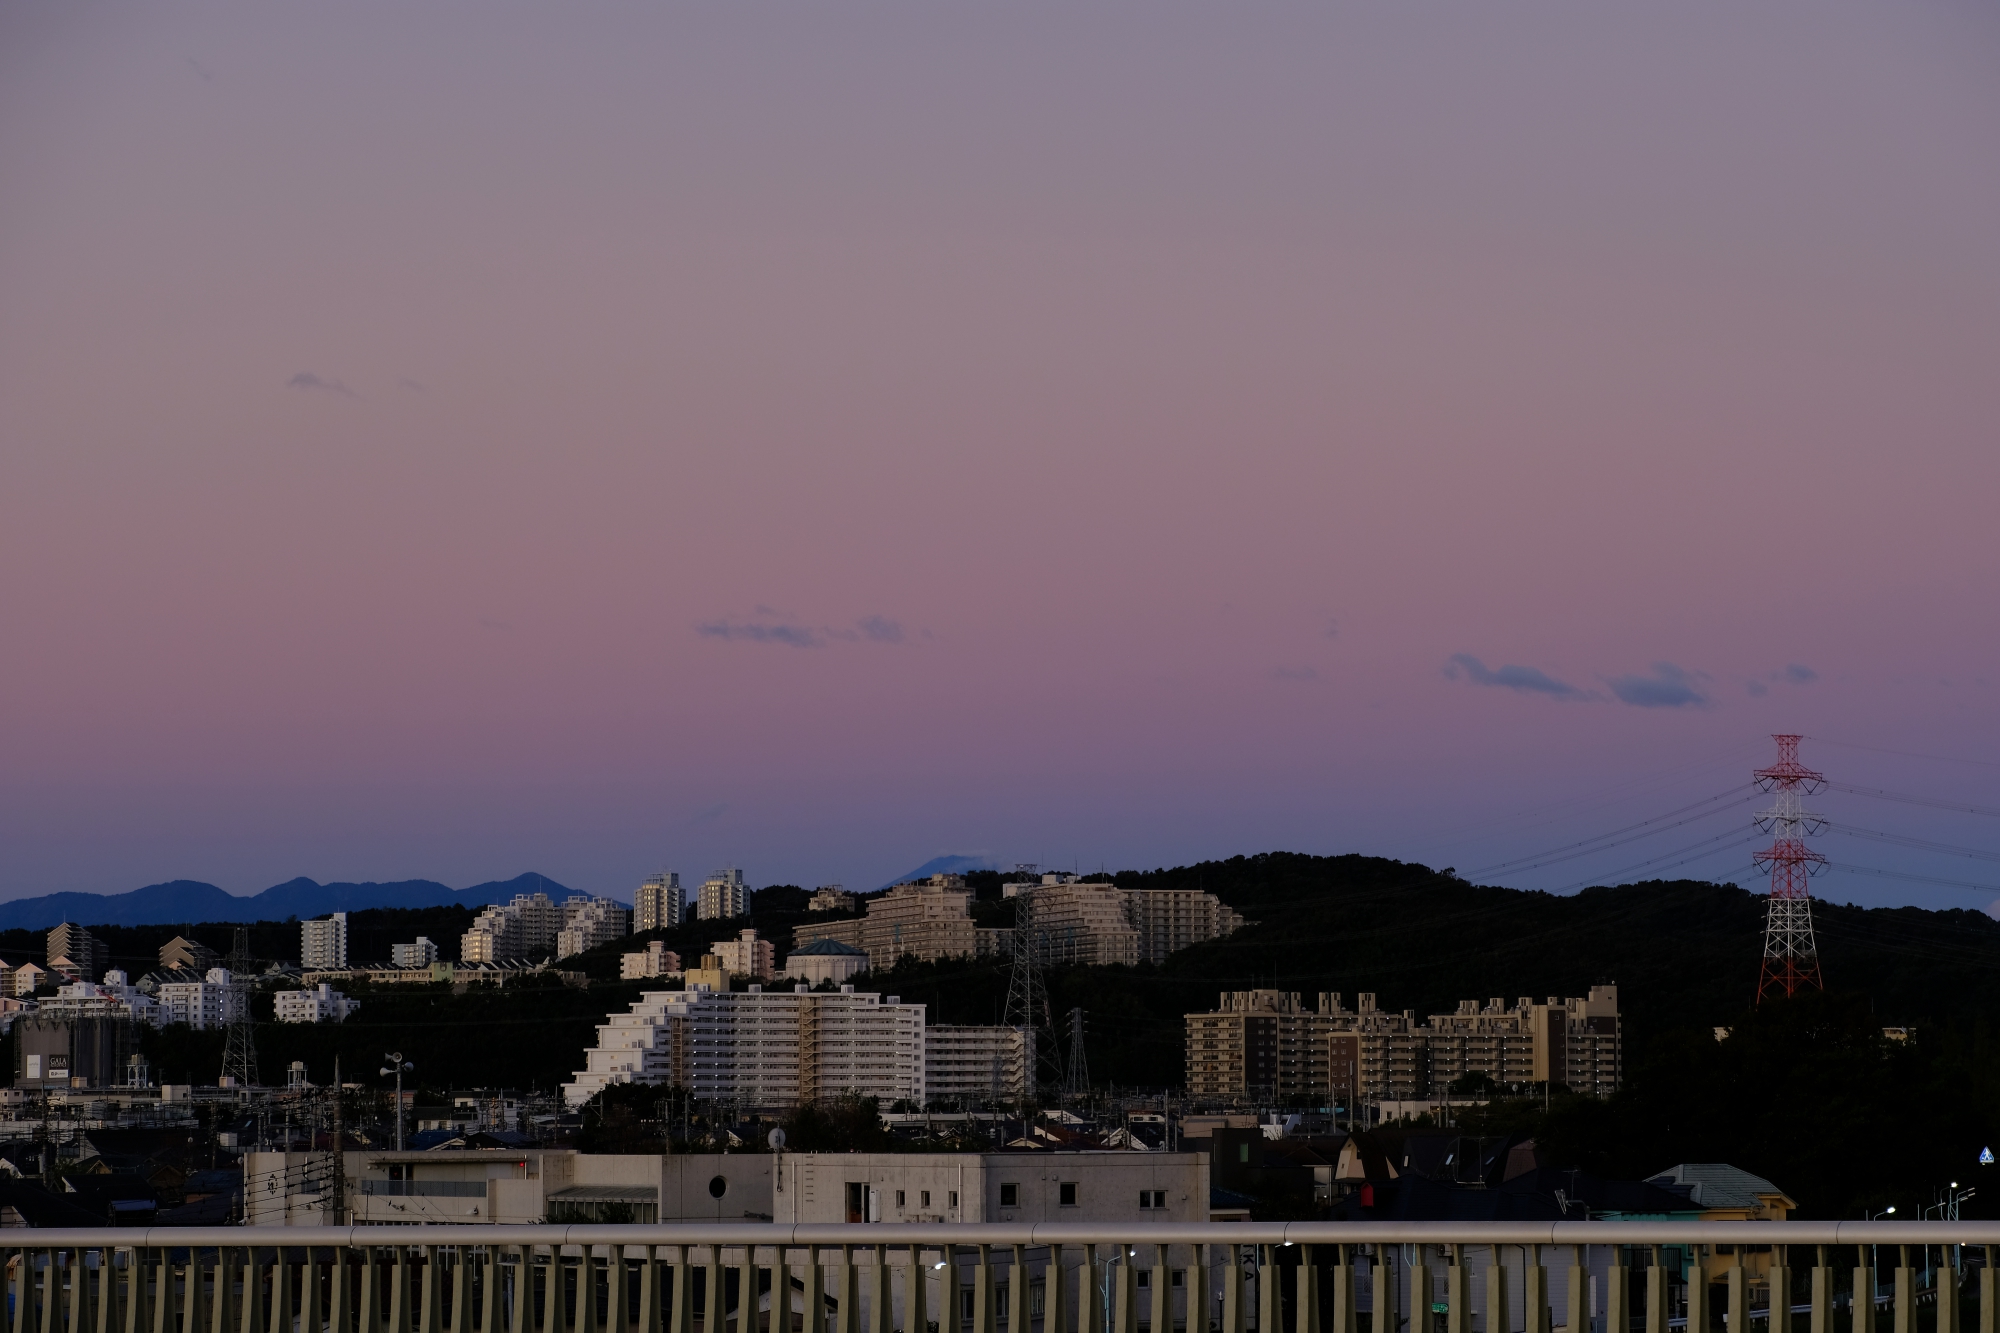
[381,1052,413,1152]
[331,1057,345,1223]
[1754,734,1828,1002]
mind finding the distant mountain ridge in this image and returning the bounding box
[0,873,578,932]
[878,853,1007,889]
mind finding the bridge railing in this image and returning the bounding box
[4,1222,1995,1333]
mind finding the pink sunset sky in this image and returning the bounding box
[3,2,1998,909]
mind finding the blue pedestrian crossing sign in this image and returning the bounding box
[1981,1146,1995,1165]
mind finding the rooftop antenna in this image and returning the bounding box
[1753,734,1827,1002]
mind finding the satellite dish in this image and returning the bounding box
[768,1128,786,1150]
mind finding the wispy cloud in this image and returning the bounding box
[698,619,822,648]
[1607,662,1708,708]
[1747,663,1818,696]
[698,612,911,649]
[286,371,357,398]
[396,377,427,393]
[1443,653,1591,700]
[1272,664,1318,682]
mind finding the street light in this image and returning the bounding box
[380,1052,414,1153]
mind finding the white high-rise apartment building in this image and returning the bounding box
[275,983,360,1023]
[301,913,348,970]
[563,984,924,1108]
[697,868,748,920]
[711,927,774,980]
[156,968,247,1030]
[923,1025,1033,1104]
[391,938,438,968]
[635,872,684,932]
[556,896,633,959]
[459,892,565,962]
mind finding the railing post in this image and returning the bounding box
[905,1248,928,1333]
[1769,1253,1789,1333]
[798,1249,819,1333]
[1645,1248,1665,1333]
[1563,1249,1585,1333]
[1524,1247,1550,1333]
[1409,1249,1432,1333]
[1891,1253,1912,1333]
[1219,1247,1243,1333]
[1323,1248,1350,1333]
[1727,1259,1746,1333]
[867,1247,890,1333]
[1935,1253,1957,1333]
[360,1251,384,1333]
[1447,1247,1469,1333]
[1008,1247,1028,1333]
[1116,1249,1138,1333]
[1978,1248,1996,1333]
[703,1251,724,1333]
[1848,1260,1869,1333]
[331,1249,353,1333]
[1603,1247,1625,1333]
[973,1247,995,1333]
[833,1248,856,1333]
[301,1251,324,1333]
[1809,1250,1829,1333]
[581,1252,601,1333]
[668,1249,692,1333]
[1974,1248,1996,1333]
[70,1251,90,1333]
[1296,1248,1312,1333]
[1490,1249,1512,1333]
[1154,1246,1174,1333]
[1179,1247,1204,1333]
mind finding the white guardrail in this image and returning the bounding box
[4,1223,1995,1333]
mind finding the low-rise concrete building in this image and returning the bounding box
[242,1150,775,1226]
[780,1151,1207,1225]
[783,938,868,987]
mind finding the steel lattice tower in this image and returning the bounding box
[1002,894,1063,1098]
[1752,734,1827,1002]
[1062,1007,1090,1100]
[222,927,261,1088]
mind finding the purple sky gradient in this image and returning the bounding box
[4,2,1999,909]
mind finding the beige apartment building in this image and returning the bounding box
[1185,985,1622,1104]
[1004,875,1246,966]
[794,877,980,968]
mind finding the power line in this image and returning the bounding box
[1466,787,1759,878]
[1811,738,2000,771]
[1827,781,2000,820]
[1824,863,2000,896]
[1827,825,2000,864]
[1547,831,1764,892]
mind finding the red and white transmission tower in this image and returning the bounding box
[1752,733,1827,1002]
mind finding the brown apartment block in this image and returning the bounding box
[1185,985,1621,1104]
[796,873,1248,971]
